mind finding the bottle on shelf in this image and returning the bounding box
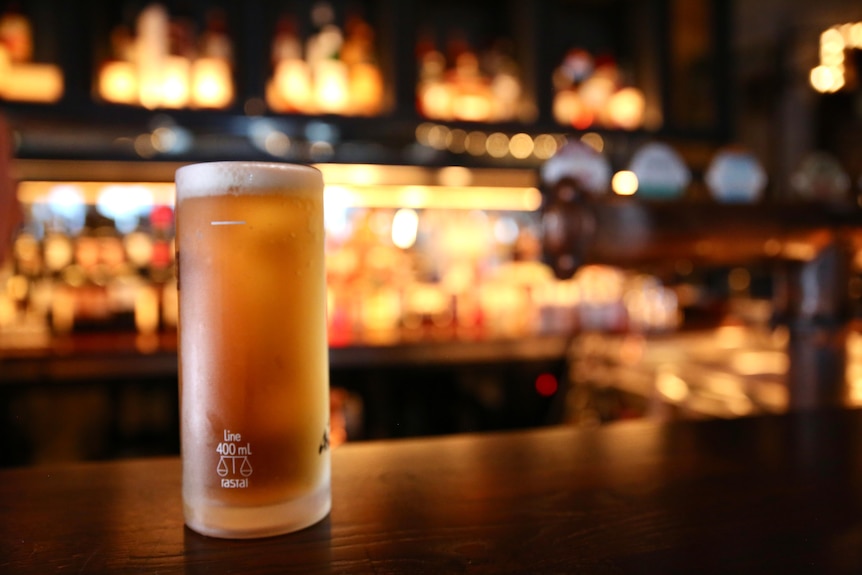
[267,3,383,116]
[98,3,234,110]
[0,2,63,103]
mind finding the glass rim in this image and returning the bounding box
[175,161,322,200]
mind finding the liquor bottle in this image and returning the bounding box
[0,2,32,63]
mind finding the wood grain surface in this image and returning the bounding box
[4,409,862,574]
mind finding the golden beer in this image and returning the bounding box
[175,162,330,538]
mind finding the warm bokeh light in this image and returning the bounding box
[98,61,138,105]
[607,87,645,130]
[314,59,350,114]
[446,129,468,154]
[728,267,751,292]
[533,134,559,160]
[391,208,419,249]
[19,179,541,213]
[192,57,233,109]
[820,27,846,54]
[416,124,564,162]
[611,170,638,196]
[134,285,160,335]
[438,166,472,187]
[656,368,689,402]
[324,185,541,212]
[349,62,384,115]
[552,89,583,126]
[417,43,525,123]
[731,351,788,377]
[94,3,236,110]
[580,132,604,154]
[579,75,615,115]
[465,131,488,156]
[0,62,63,102]
[486,133,510,158]
[426,124,450,150]
[18,181,175,207]
[272,59,312,111]
[810,64,844,93]
[508,133,534,159]
[455,92,493,122]
[810,21,861,93]
[160,56,191,109]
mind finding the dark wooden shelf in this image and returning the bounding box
[1,0,732,168]
[0,331,571,385]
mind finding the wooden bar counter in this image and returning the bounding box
[4,409,862,574]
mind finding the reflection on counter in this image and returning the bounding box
[566,324,790,424]
[565,316,862,425]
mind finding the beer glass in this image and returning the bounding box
[175,162,331,538]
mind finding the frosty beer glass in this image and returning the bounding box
[175,162,331,538]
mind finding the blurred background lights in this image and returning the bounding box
[322,186,354,241]
[47,184,86,233]
[413,121,567,163]
[607,87,646,130]
[248,118,285,153]
[508,133,534,159]
[150,125,192,154]
[323,185,357,211]
[438,166,472,187]
[810,21,862,93]
[309,140,335,160]
[486,132,510,158]
[413,122,564,162]
[446,128,468,154]
[191,58,233,109]
[415,122,434,146]
[426,124,450,150]
[580,132,604,153]
[821,28,846,54]
[810,65,844,93]
[533,134,559,160]
[493,216,520,245]
[99,61,137,104]
[465,131,487,156]
[401,186,428,208]
[534,373,558,397]
[612,170,638,196]
[96,184,154,234]
[304,121,340,143]
[264,131,291,156]
[391,208,419,249]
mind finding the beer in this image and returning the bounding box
[176,162,330,539]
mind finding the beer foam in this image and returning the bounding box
[176,162,322,199]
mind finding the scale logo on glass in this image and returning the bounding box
[216,430,253,488]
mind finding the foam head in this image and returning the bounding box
[175,161,323,200]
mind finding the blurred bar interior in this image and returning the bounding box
[1,0,862,467]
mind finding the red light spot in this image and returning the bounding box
[571,110,594,130]
[151,205,174,229]
[535,373,558,397]
[151,240,172,268]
